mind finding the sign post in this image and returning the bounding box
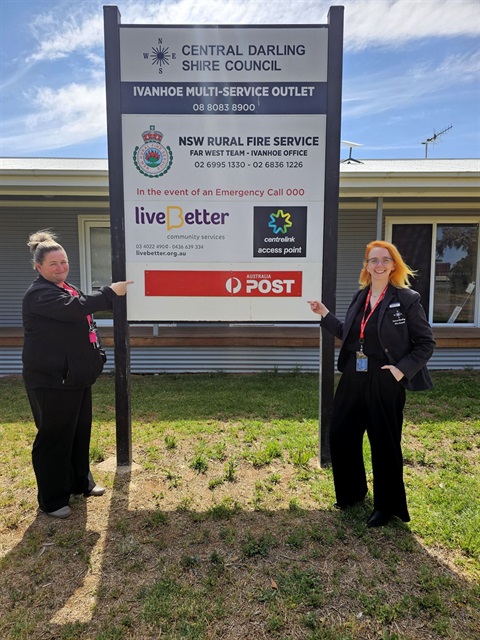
[104,6,131,466]
[104,6,344,466]
[321,6,344,466]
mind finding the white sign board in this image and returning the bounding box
[117,25,328,321]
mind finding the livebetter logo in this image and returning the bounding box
[145,270,303,297]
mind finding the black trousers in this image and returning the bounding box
[330,355,410,522]
[27,387,96,512]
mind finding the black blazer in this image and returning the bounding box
[321,284,435,391]
[22,275,115,389]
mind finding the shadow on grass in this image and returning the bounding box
[0,499,100,639]
[1,469,479,640]
[1,371,479,638]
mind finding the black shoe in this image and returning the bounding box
[367,510,391,527]
[43,506,72,519]
[334,498,364,510]
[84,484,106,497]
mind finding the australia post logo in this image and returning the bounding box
[145,271,303,297]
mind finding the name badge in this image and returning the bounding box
[356,351,368,372]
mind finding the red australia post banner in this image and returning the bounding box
[145,270,303,297]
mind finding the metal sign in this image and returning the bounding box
[108,20,330,322]
[104,7,344,466]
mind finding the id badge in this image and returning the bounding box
[89,322,100,348]
[356,351,368,372]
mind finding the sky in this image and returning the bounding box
[0,0,479,161]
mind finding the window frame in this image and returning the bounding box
[385,215,480,327]
[78,215,112,326]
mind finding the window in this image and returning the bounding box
[89,226,111,290]
[78,216,112,323]
[433,224,478,323]
[387,218,479,326]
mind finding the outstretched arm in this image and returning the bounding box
[110,280,134,296]
[307,300,330,317]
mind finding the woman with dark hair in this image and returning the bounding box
[308,240,435,527]
[23,230,133,518]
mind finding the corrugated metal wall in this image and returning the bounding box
[1,346,478,376]
[0,209,83,326]
[337,205,377,316]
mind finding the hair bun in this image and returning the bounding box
[27,229,58,254]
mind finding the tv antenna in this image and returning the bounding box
[341,140,363,164]
[421,125,452,158]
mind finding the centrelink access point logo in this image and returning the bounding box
[253,206,307,258]
[268,209,293,235]
[133,126,173,178]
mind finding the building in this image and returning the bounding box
[1,157,479,374]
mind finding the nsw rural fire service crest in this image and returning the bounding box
[133,126,173,177]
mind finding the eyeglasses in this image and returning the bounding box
[367,257,394,266]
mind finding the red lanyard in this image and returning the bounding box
[359,285,388,341]
[63,282,78,298]
[63,283,89,320]
[63,283,96,344]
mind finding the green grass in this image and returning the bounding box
[0,370,479,640]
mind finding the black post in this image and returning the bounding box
[104,6,132,466]
[320,6,344,467]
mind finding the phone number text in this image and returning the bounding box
[193,161,303,169]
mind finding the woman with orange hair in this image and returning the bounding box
[308,241,435,527]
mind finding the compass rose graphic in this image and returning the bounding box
[150,45,171,68]
[142,38,176,75]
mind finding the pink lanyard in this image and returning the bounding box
[359,285,388,345]
[63,283,96,344]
